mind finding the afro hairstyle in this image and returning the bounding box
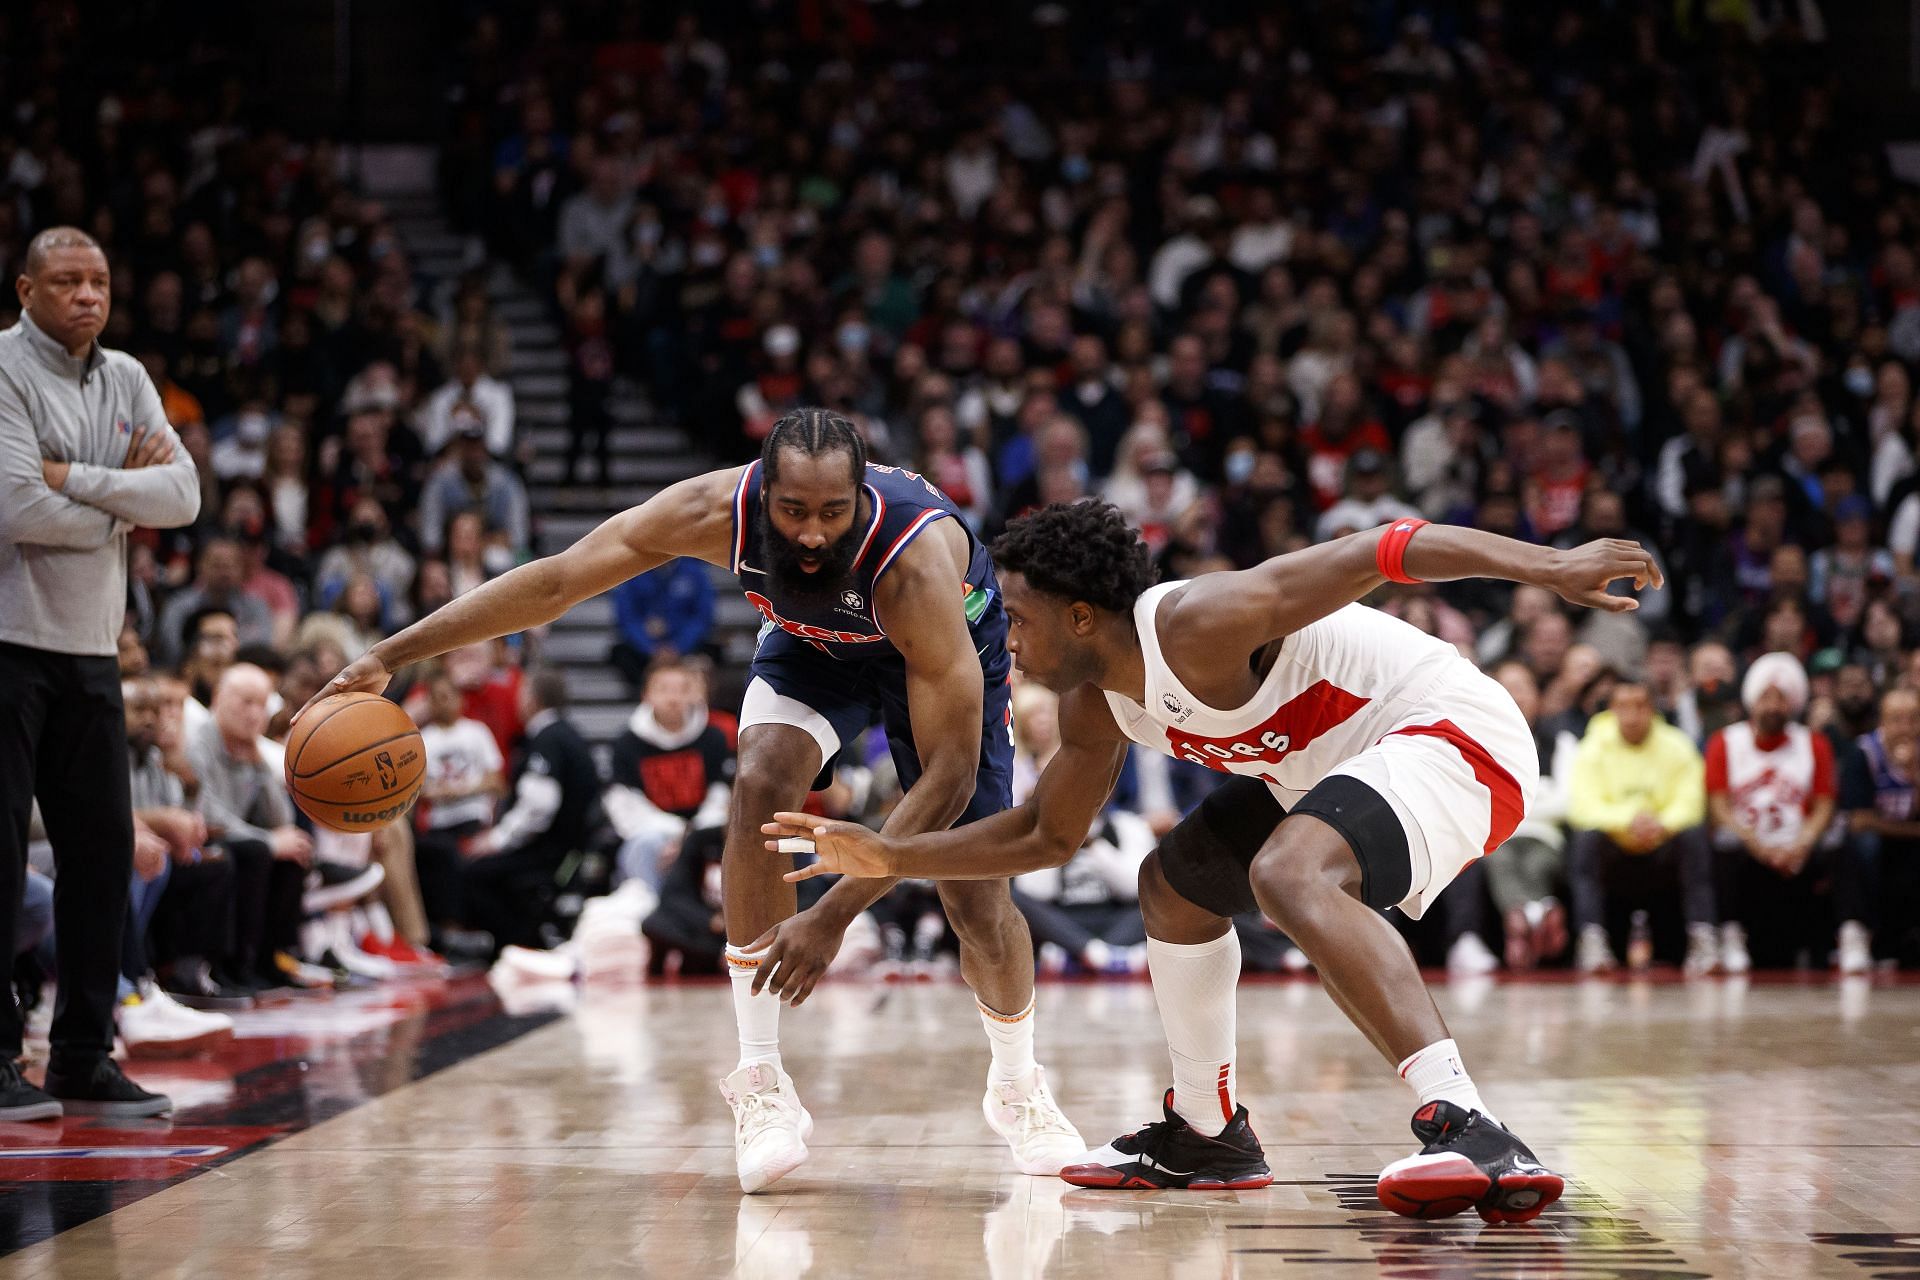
[990,500,1157,613]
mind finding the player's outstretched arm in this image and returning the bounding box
[297,468,743,720]
[1174,521,1664,648]
[765,684,1128,881]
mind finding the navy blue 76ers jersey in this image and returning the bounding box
[728,460,999,661]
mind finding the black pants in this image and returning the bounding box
[415,819,483,927]
[463,847,559,951]
[149,856,237,971]
[1569,827,1717,951]
[641,895,726,975]
[0,643,133,1061]
[1717,835,1872,968]
[1009,891,1146,956]
[219,838,305,978]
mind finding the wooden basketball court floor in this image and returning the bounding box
[7,973,1920,1279]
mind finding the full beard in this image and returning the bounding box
[759,518,863,608]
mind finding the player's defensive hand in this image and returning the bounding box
[745,906,851,1007]
[1542,539,1664,613]
[763,812,895,881]
[295,651,393,725]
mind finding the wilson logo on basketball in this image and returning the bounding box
[342,798,418,825]
[1165,680,1370,771]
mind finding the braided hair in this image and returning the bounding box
[761,407,868,488]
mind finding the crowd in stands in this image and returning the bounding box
[9,0,1920,1078]
[447,0,1918,978]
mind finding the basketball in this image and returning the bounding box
[282,692,426,833]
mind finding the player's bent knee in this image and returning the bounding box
[1137,851,1220,935]
[937,879,1016,940]
[1247,825,1363,929]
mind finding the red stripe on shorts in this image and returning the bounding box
[1387,719,1524,855]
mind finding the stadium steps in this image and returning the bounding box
[386,184,744,748]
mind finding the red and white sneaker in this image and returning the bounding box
[1377,1100,1565,1224]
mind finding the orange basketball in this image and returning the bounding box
[283,692,427,833]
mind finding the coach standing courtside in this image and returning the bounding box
[0,228,199,1119]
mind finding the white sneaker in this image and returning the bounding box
[1279,945,1312,972]
[720,1062,814,1193]
[827,912,883,974]
[1037,942,1070,975]
[119,987,234,1059]
[1446,932,1500,976]
[494,944,581,982]
[1576,924,1617,974]
[1837,920,1872,975]
[1684,923,1720,976]
[1720,922,1751,975]
[982,1065,1086,1175]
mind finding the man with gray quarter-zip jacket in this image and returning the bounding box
[0,226,200,1122]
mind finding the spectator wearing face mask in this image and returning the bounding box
[314,497,418,620]
[209,393,278,482]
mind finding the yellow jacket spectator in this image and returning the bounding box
[1568,705,1706,843]
[1564,683,1719,976]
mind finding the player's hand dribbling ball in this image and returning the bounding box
[282,692,426,833]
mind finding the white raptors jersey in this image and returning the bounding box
[1102,582,1503,804]
[1717,721,1819,845]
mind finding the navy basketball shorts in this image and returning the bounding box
[737,626,1015,826]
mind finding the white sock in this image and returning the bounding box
[727,944,781,1072]
[978,995,1038,1085]
[1147,931,1241,1136]
[1397,1038,1493,1124]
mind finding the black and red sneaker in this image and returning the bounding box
[1059,1089,1273,1191]
[1376,1100,1564,1224]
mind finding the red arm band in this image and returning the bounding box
[1375,518,1430,584]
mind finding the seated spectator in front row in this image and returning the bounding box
[1013,810,1152,974]
[1856,688,1920,967]
[1707,653,1872,974]
[1481,661,1570,971]
[1567,681,1716,974]
[414,669,506,956]
[459,670,600,955]
[187,665,316,991]
[642,823,728,976]
[605,658,734,890]
[121,677,237,1050]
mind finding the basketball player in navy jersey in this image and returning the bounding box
[765,500,1662,1223]
[304,409,1084,1192]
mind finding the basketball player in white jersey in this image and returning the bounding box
[765,501,1662,1224]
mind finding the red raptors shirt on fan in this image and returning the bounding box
[1704,721,1835,846]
